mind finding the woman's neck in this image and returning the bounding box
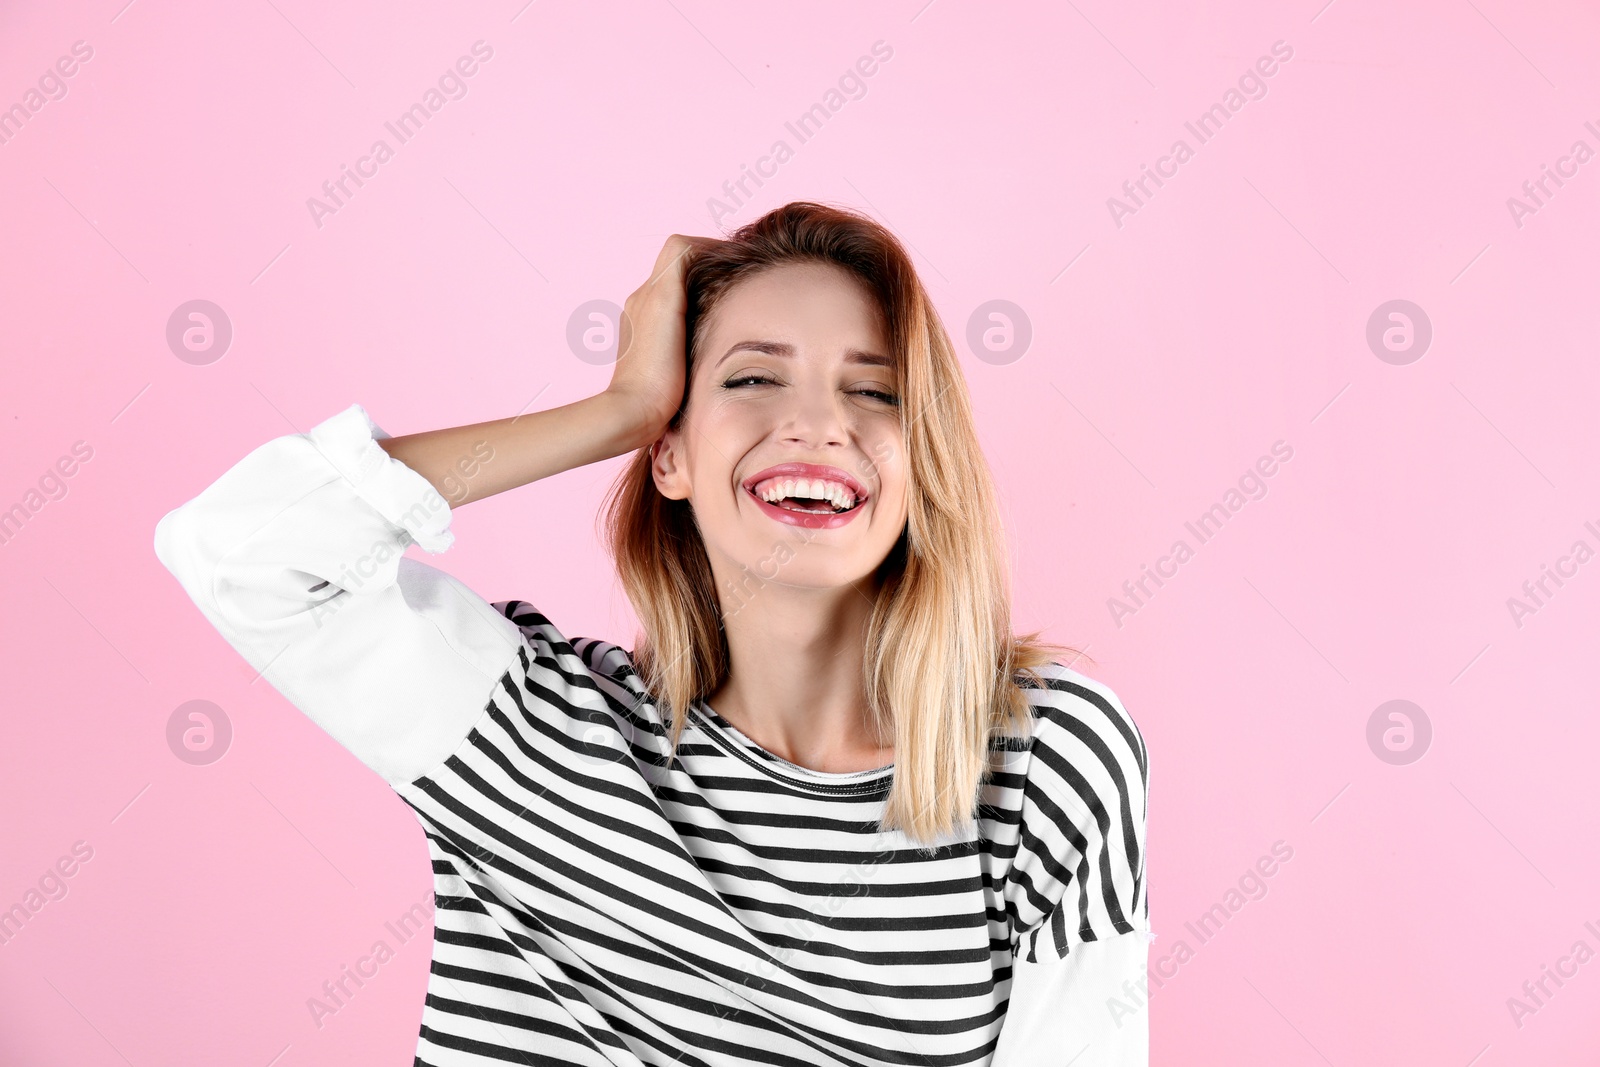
[705,578,893,773]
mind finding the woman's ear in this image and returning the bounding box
[650,433,690,501]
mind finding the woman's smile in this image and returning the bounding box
[744,481,868,528]
[740,461,871,528]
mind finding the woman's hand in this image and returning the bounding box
[605,233,723,442]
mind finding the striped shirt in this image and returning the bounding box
[154,402,1151,1066]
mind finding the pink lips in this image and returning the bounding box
[741,462,870,530]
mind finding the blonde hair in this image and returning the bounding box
[600,201,1088,847]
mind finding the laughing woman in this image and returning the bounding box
[154,202,1151,1065]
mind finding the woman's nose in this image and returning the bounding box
[778,383,851,447]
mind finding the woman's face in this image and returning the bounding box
[653,261,909,600]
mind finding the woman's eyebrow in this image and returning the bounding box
[713,339,893,370]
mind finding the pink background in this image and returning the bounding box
[3,0,1598,1063]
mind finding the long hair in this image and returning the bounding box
[600,201,1088,847]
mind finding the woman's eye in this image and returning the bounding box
[721,376,898,406]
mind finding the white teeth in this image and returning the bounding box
[754,476,859,510]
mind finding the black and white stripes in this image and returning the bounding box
[392,601,1147,1066]
[152,403,1150,1065]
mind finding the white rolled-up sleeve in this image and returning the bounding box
[996,665,1153,1065]
[153,402,524,785]
[992,930,1153,1066]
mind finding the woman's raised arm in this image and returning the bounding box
[377,233,718,506]
[152,234,715,784]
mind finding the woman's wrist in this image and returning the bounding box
[596,388,672,453]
